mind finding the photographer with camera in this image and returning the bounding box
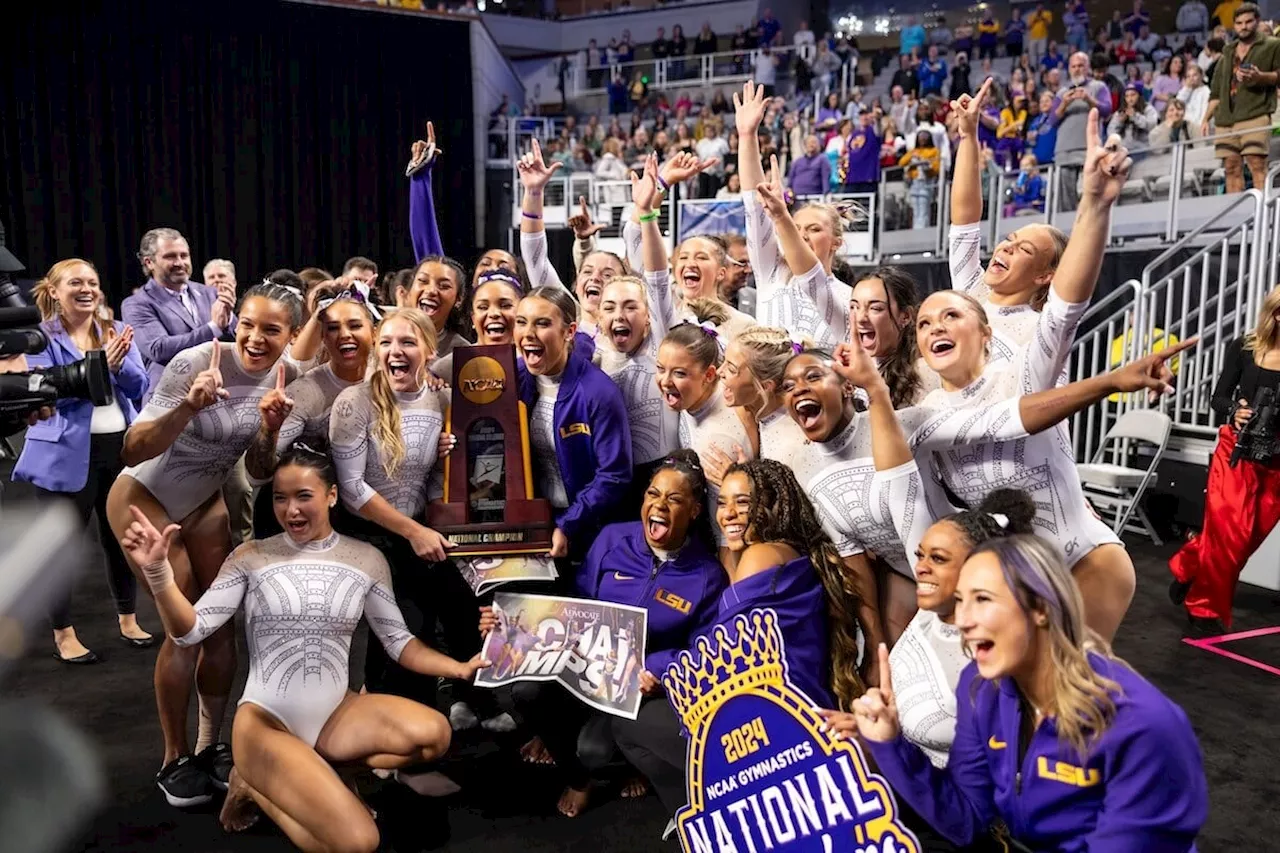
[1170,286,1280,631]
[11,260,156,663]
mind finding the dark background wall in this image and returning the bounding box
[0,0,476,307]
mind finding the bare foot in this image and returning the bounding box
[219,768,261,832]
[520,736,556,766]
[621,775,649,798]
[556,785,590,818]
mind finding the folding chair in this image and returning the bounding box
[1075,408,1172,545]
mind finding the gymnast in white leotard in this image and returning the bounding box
[106,281,304,805]
[121,445,486,849]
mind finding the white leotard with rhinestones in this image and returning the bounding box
[758,406,810,464]
[172,532,415,747]
[120,342,300,520]
[678,391,755,545]
[329,383,447,518]
[742,190,853,349]
[593,270,679,465]
[277,364,363,454]
[789,401,1030,577]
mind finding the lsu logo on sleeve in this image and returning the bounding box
[663,609,920,853]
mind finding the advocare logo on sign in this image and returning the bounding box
[663,609,920,853]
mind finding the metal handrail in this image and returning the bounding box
[1068,279,1141,462]
[1142,190,1263,279]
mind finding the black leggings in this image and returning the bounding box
[611,695,688,814]
[34,431,136,630]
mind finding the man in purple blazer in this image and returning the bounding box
[122,227,236,397]
[122,228,252,547]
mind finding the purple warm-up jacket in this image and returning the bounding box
[866,654,1208,852]
[576,521,725,673]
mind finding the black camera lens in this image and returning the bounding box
[42,350,112,407]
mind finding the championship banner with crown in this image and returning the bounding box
[662,609,920,853]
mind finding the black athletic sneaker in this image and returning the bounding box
[156,754,214,807]
[197,742,233,791]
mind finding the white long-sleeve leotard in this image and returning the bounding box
[329,383,447,517]
[757,406,810,464]
[789,401,1029,577]
[277,363,364,454]
[121,342,299,520]
[173,532,415,747]
[679,391,755,545]
[743,190,852,349]
[520,229,599,339]
[595,269,680,464]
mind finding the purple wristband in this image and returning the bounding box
[656,174,670,192]
[522,210,543,220]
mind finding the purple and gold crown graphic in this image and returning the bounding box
[663,610,786,732]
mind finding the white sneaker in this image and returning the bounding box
[480,712,516,733]
[449,702,479,731]
[662,818,678,841]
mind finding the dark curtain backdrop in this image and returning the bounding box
[1,0,476,307]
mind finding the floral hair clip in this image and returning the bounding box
[316,281,383,320]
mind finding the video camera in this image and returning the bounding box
[0,225,112,437]
[1230,386,1280,467]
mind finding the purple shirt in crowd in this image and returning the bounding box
[844,127,881,185]
[789,153,832,195]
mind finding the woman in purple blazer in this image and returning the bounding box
[13,259,154,663]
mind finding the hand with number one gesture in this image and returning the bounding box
[258,363,295,433]
[185,344,230,411]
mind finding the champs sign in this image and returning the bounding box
[663,610,919,853]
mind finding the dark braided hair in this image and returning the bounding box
[945,488,1036,546]
[726,459,866,709]
[241,280,304,329]
[854,266,922,409]
[651,448,715,549]
[410,255,470,337]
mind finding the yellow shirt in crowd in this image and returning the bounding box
[1028,10,1053,40]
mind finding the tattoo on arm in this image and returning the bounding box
[245,426,279,482]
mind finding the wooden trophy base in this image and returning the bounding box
[427,498,555,557]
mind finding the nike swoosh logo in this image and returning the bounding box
[988,736,1008,750]
[613,572,634,581]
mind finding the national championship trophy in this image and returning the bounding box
[427,344,555,556]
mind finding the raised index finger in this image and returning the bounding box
[276,362,287,391]
[209,341,221,371]
[1086,108,1100,153]
[878,643,893,694]
[973,76,994,110]
[1154,336,1199,362]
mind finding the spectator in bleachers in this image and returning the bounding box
[1108,9,1125,41]
[586,39,604,89]
[933,21,956,51]
[844,112,882,194]
[1200,35,1225,75]
[920,45,948,97]
[694,22,717,58]
[1027,4,1054,63]
[846,89,868,121]
[628,72,647,109]
[900,130,940,229]
[788,135,831,196]
[1205,2,1280,191]
[1028,90,1060,163]
[1152,56,1186,113]
[997,91,1030,168]
[606,73,627,115]
[1135,24,1160,58]
[1151,97,1204,146]
[669,25,688,80]
[892,55,921,99]
[1180,0,1212,34]
[879,118,908,166]
[651,27,670,62]
[1044,67,1064,93]
[951,52,975,99]
[1041,41,1067,72]
[950,25,970,57]
[617,31,634,65]
[716,172,743,199]
[1095,28,1115,58]
[1007,153,1047,214]
[888,85,916,135]
[794,20,816,54]
[710,90,731,115]
[695,124,730,198]
[1214,0,1243,29]
[1124,63,1150,97]
[1152,36,1175,64]
[1114,32,1140,64]
[753,46,779,97]
[978,12,1001,59]
[1054,51,1113,204]
[1006,9,1026,58]
[1065,0,1091,54]
[812,42,844,95]
[730,24,752,74]
[1109,83,1159,144]
[723,130,741,181]
[1093,52,1124,111]
[901,16,927,59]
[816,92,843,130]
[1177,63,1212,125]
[909,98,952,170]
[757,7,782,47]
[1125,0,1152,36]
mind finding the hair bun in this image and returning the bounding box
[978,488,1036,535]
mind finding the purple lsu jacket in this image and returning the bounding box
[866,653,1208,852]
[576,521,725,674]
